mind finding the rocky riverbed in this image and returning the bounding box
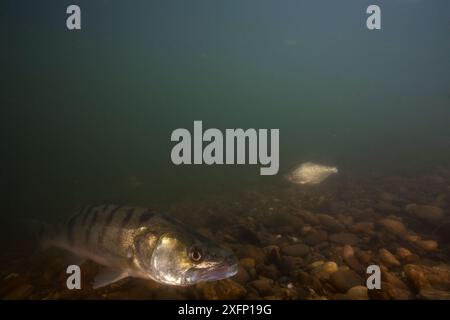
[1,168,450,300]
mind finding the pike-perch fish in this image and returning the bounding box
[39,204,238,288]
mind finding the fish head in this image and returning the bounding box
[136,231,238,286]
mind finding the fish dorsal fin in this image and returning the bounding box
[93,268,129,289]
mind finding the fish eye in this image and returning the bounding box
[189,247,203,262]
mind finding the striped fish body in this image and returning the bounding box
[46,204,238,287]
[54,205,155,274]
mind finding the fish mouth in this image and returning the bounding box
[185,256,238,284]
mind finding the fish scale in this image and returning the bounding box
[42,204,238,287]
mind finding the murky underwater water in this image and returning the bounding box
[1,0,450,299]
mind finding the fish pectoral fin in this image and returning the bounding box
[93,268,129,289]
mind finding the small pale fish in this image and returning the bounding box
[286,162,338,185]
[40,204,238,288]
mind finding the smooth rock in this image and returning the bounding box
[329,270,363,293]
[297,210,320,225]
[240,258,256,269]
[342,245,363,272]
[198,279,247,300]
[343,245,354,259]
[346,285,368,300]
[307,260,324,270]
[336,214,353,226]
[311,261,338,280]
[379,218,408,236]
[355,250,373,264]
[279,256,303,276]
[416,239,438,252]
[317,214,344,231]
[233,266,251,285]
[258,264,280,280]
[304,230,328,246]
[237,245,266,264]
[405,204,445,224]
[249,278,274,296]
[281,244,310,257]
[396,247,413,260]
[378,248,401,267]
[329,233,360,245]
[350,222,374,235]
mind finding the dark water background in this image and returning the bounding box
[1,0,449,222]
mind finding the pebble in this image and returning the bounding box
[342,245,354,259]
[258,264,280,280]
[329,270,363,293]
[378,248,401,267]
[379,218,408,236]
[198,279,247,300]
[281,244,310,257]
[296,271,324,295]
[350,222,374,235]
[297,210,320,225]
[329,232,360,245]
[317,214,344,231]
[240,258,256,269]
[355,250,373,264]
[233,266,251,285]
[415,239,438,252]
[336,214,353,226]
[342,245,363,272]
[405,234,421,243]
[405,204,445,224]
[308,260,325,270]
[311,261,338,280]
[237,245,266,264]
[279,256,303,276]
[346,285,368,300]
[396,247,413,260]
[248,278,274,296]
[304,230,328,246]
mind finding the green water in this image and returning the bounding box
[1,0,449,221]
